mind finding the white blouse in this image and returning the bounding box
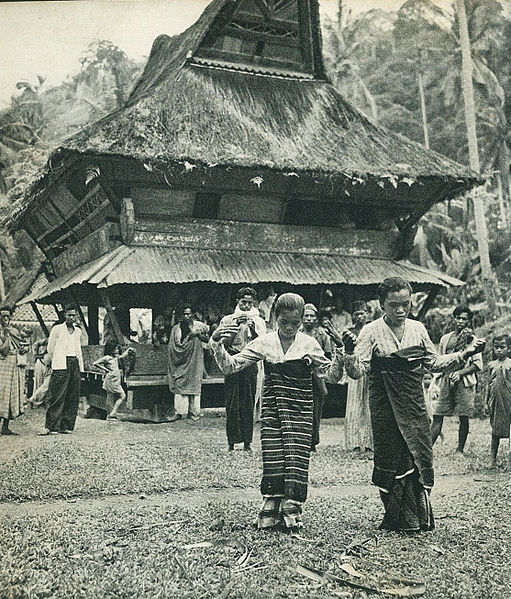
[344,317,465,379]
[211,331,344,383]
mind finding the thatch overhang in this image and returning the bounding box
[6,0,482,231]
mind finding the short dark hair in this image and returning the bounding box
[274,293,305,318]
[453,305,473,320]
[377,277,412,303]
[64,304,77,313]
[237,287,257,301]
[104,340,118,356]
[0,305,13,315]
[493,334,509,346]
[181,304,193,315]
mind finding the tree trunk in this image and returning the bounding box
[497,139,511,212]
[497,175,508,229]
[456,0,499,314]
[417,67,430,149]
[0,258,5,303]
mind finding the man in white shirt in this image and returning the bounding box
[41,305,84,435]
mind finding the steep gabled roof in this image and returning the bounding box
[55,0,476,180]
[7,0,480,228]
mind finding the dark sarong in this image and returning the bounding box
[260,359,313,503]
[370,347,434,532]
[311,375,326,449]
[488,363,511,438]
[225,360,257,445]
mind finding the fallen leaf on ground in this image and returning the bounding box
[339,562,363,578]
[183,541,214,549]
[295,564,426,596]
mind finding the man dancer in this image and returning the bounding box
[431,305,483,454]
[217,287,266,451]
[42,305,84,435]
[0,306,29,435]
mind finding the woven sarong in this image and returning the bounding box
[0,354,24,420]
[260,359,313,504]
[370,346,434,532]
[488,362,511,438]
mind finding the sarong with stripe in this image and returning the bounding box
[370,346,434,532]
[260,359,313,503]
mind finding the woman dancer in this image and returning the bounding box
[211,293,343,532]
[342,278,484,532]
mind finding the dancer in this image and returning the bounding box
[211,293,344,532]
[342,277,484,532]
[0,306,29,435]
[485,334,511,469]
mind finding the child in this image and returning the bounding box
[485,334,511,468]
[93,342,135,419]
[211,293,344,532]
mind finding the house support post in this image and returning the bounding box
[30,302,49,337]
[88,304,100,345]
[98,288,125,346]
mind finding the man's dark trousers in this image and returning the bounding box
[45,357,81,431]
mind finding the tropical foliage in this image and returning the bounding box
[324,0,511,314]
[0,41,142,297]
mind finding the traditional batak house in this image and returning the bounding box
[8,0,480,419]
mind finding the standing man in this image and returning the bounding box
[301,303,330,451]
[167,306,209,422]
[42,305,84,435]
[431,305,483,454]
[344,301,373,453]
[216,287,266,451]
[0,306,29,435]
[330,294,352,333]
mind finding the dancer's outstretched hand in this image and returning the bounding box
[463,337,486,358]
[341,330,358,354]
[323,320,343,347]
[211,324,239,345]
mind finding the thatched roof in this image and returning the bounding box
[7,0,480,226]
[58,0,476,179]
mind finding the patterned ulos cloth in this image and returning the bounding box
[211,330,344,530]
[258,359,314,530]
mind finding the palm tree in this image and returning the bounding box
[456,0,500,312]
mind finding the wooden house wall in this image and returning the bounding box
[133,218,398,258]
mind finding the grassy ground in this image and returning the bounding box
[1,409,510,599]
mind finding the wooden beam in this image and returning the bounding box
[30,302,49,337]
[98,288,125,346]
[88,304,100,345]
[417,287,440,322]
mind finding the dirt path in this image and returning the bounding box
[0,472,498,519]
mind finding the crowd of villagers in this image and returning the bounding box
[5,275,511,536]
